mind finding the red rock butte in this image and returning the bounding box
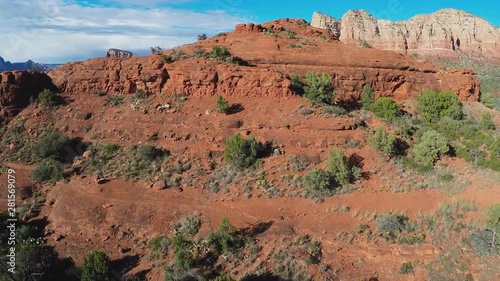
[2,18,481,124]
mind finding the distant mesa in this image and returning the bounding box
[0,56,59,72]
[106,48,135,59]
[311,9,500,59]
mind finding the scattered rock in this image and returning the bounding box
[152,180,166,191]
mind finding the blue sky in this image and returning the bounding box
[1,0,498,63]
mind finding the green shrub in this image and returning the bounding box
[137,145,165,162]
[295,19,309,28]
[135,89,148,99]
[207,218,243,255]
[38,89,58,106]
[31,158,64,183]
[486,204,500,234]
[197,33,207,41]
[372,97,401,119]
[305,241,322,265]
[304,72,334,105]
[174,216,202,237]
[413,130,449,166]
[471,230,499,255]
[377,213,409,237]
[150,46,162,54]
[102,144,120,155]
[302,168,333,191]
[191,46,208,58]
[170,234,195,269]
[224,134,259,169]
[479,113,496,130]
[81,251,110,281]
[216,95,229,114]
[148,236,169,253]
[210,46,231,62]
[325,146,351,186]
[399,261,414,274]
[416,90,462,122]
[361,84,375,110]
[361,41,372,48]
[171,49,187,61]
[32,131,70,161]
[368,128,396,158]
[283,28,297,39]
[107,95,124,106]
[322,105,347,116]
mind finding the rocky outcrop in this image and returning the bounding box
[106,49,134,59]
[0,71,57,124]
[47,18,479,103]
[312,9,500,59]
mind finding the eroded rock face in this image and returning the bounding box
[0,71,57,124]
[106,49,134,59]
[47,18,479,103]
[312,9,500,59]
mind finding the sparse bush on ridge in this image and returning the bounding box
[171,49,188,61]
[37,88,59,107]
[197,33,207,41]
[191,46,208,58]
[210,46,231,62]
[150,46,162,54]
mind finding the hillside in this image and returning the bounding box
[0,17,499,281]
[312,9,500,60]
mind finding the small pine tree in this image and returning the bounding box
[479,113,496,130]
[304,72,334,105]
[368,128,396,159]
[413,130,449,166]
[224,134,259,169]
[372,97,401,120]
[198,33,208,41]
[38,89,58,106]
[216,95,229,114]
[325,146,351,186]
[361,84,375,110]
[210,46,231,62]
[81,251,110,281]
[416,90,462,122]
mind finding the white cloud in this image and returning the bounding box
[0,0,248,63]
